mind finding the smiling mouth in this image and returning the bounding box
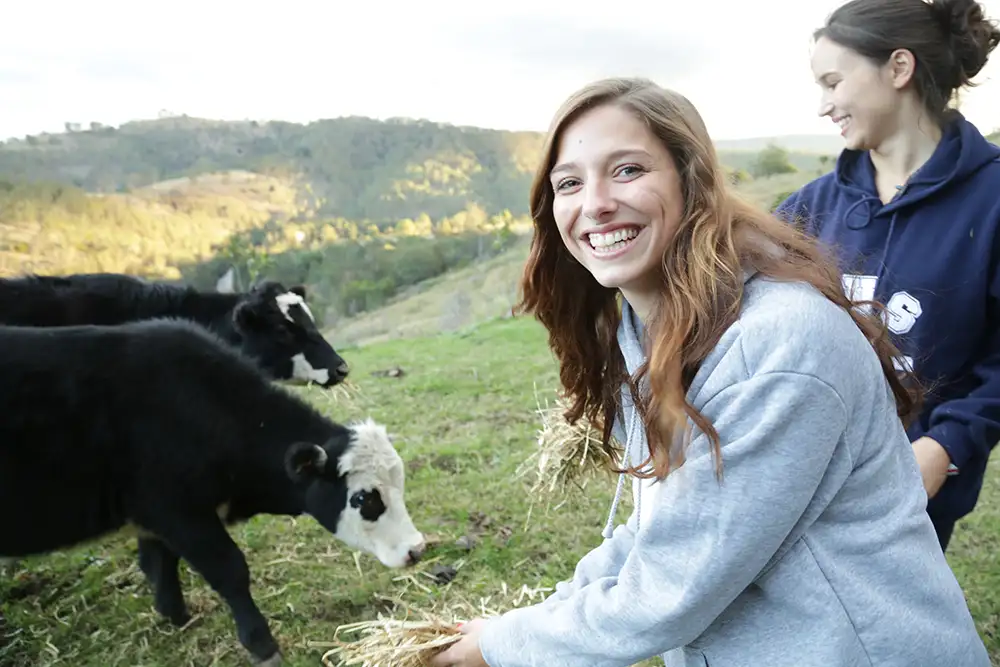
[587,226,641,256]
[835,116,851,135]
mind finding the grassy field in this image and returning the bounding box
[3,316,998,667]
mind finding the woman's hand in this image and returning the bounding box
[428,618,490,667]
[912,436,952,498]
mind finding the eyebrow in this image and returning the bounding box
[550,148,654,177]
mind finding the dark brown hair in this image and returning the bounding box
[816,0,1000,123]
[515,77,922,481]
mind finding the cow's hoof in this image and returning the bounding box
[156,602,190,627]
[255,651,282,667]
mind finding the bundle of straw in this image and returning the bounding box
[322,612,463,667]
[321,584,552,667]
[517,384,622,498]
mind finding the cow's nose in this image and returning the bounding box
[406,542,427,565]
[336,362,350,378]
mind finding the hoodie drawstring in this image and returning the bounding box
[601,407,643,539]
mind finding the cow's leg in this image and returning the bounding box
[151,516,280,665]
[137,537,189,625]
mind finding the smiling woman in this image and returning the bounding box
[429,76,991,667]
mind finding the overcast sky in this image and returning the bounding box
[3,0,1000,142]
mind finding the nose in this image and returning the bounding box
[582,179,616,222]
[405,541,427,566]
[335,362,349,379]
[818,99,833,118]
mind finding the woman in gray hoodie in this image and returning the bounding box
[430,77,989,667]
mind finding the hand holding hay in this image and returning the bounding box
[517,386,623,498]
[321,583,552,667]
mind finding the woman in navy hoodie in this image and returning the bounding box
[777,0,1000,552]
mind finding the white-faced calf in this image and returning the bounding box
[0,318,424,666]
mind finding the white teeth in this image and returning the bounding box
[588,227,639,250]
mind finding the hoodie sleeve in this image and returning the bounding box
[478,369,849,667]
[923,263,1000,470]
[538,512,637,608]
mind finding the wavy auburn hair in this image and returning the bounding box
[515,77,922,481]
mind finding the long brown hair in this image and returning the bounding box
[515,77,922,481]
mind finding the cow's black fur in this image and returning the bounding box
[0,318,381,663]
[0,272,349,387]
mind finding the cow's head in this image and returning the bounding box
[230,280,349,387]
[284,419,426,569]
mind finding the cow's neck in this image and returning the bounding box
[140,288,244,343]
[231,402,341,519]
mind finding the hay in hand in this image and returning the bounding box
[517,384,623,498]
[322,612,462,667]
[321,584,553,667]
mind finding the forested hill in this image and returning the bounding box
[0,116,544,224]
[0,114,850,225]
[1,114,991,328]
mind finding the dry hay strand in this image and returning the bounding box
[327,378,364,405]
[302,378,366,412]
[517,383,622,499]
[320,583,552,667]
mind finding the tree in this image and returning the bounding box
[751,143,797,178]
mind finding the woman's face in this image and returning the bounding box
[549,103,684,304]
[811,35,903,151]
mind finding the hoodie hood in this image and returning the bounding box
[833,112,1000,232]
[601,268,758,539]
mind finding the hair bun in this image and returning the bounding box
[930,0,1000,82]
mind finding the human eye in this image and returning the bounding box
[554,176,581,192]
[614,163,644,179]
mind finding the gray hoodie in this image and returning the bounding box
[479,272,989,667]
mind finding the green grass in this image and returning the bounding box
[3,316,996,666]
[323,239,531,348]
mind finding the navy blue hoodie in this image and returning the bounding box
[776,112,1000,524]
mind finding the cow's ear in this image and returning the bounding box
[289,284,307,299]
[232,302,266,334]
[285,443,327,482]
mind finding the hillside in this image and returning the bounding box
[0,115,835,226]
[325,235,533,347]
[0,116,544,225]
[0,113,831,325]
[324,168,821,348]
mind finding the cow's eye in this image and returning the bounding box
[349,488,387,522]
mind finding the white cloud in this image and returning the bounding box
[1,0,999,141]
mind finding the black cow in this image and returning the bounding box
[0,272,349,387]
[0,318,425,665]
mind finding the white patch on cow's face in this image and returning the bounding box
[275,291,316,324]
[335,419,425,568]
[290,353,331,385]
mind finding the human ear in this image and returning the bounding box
[887,48,916,89]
